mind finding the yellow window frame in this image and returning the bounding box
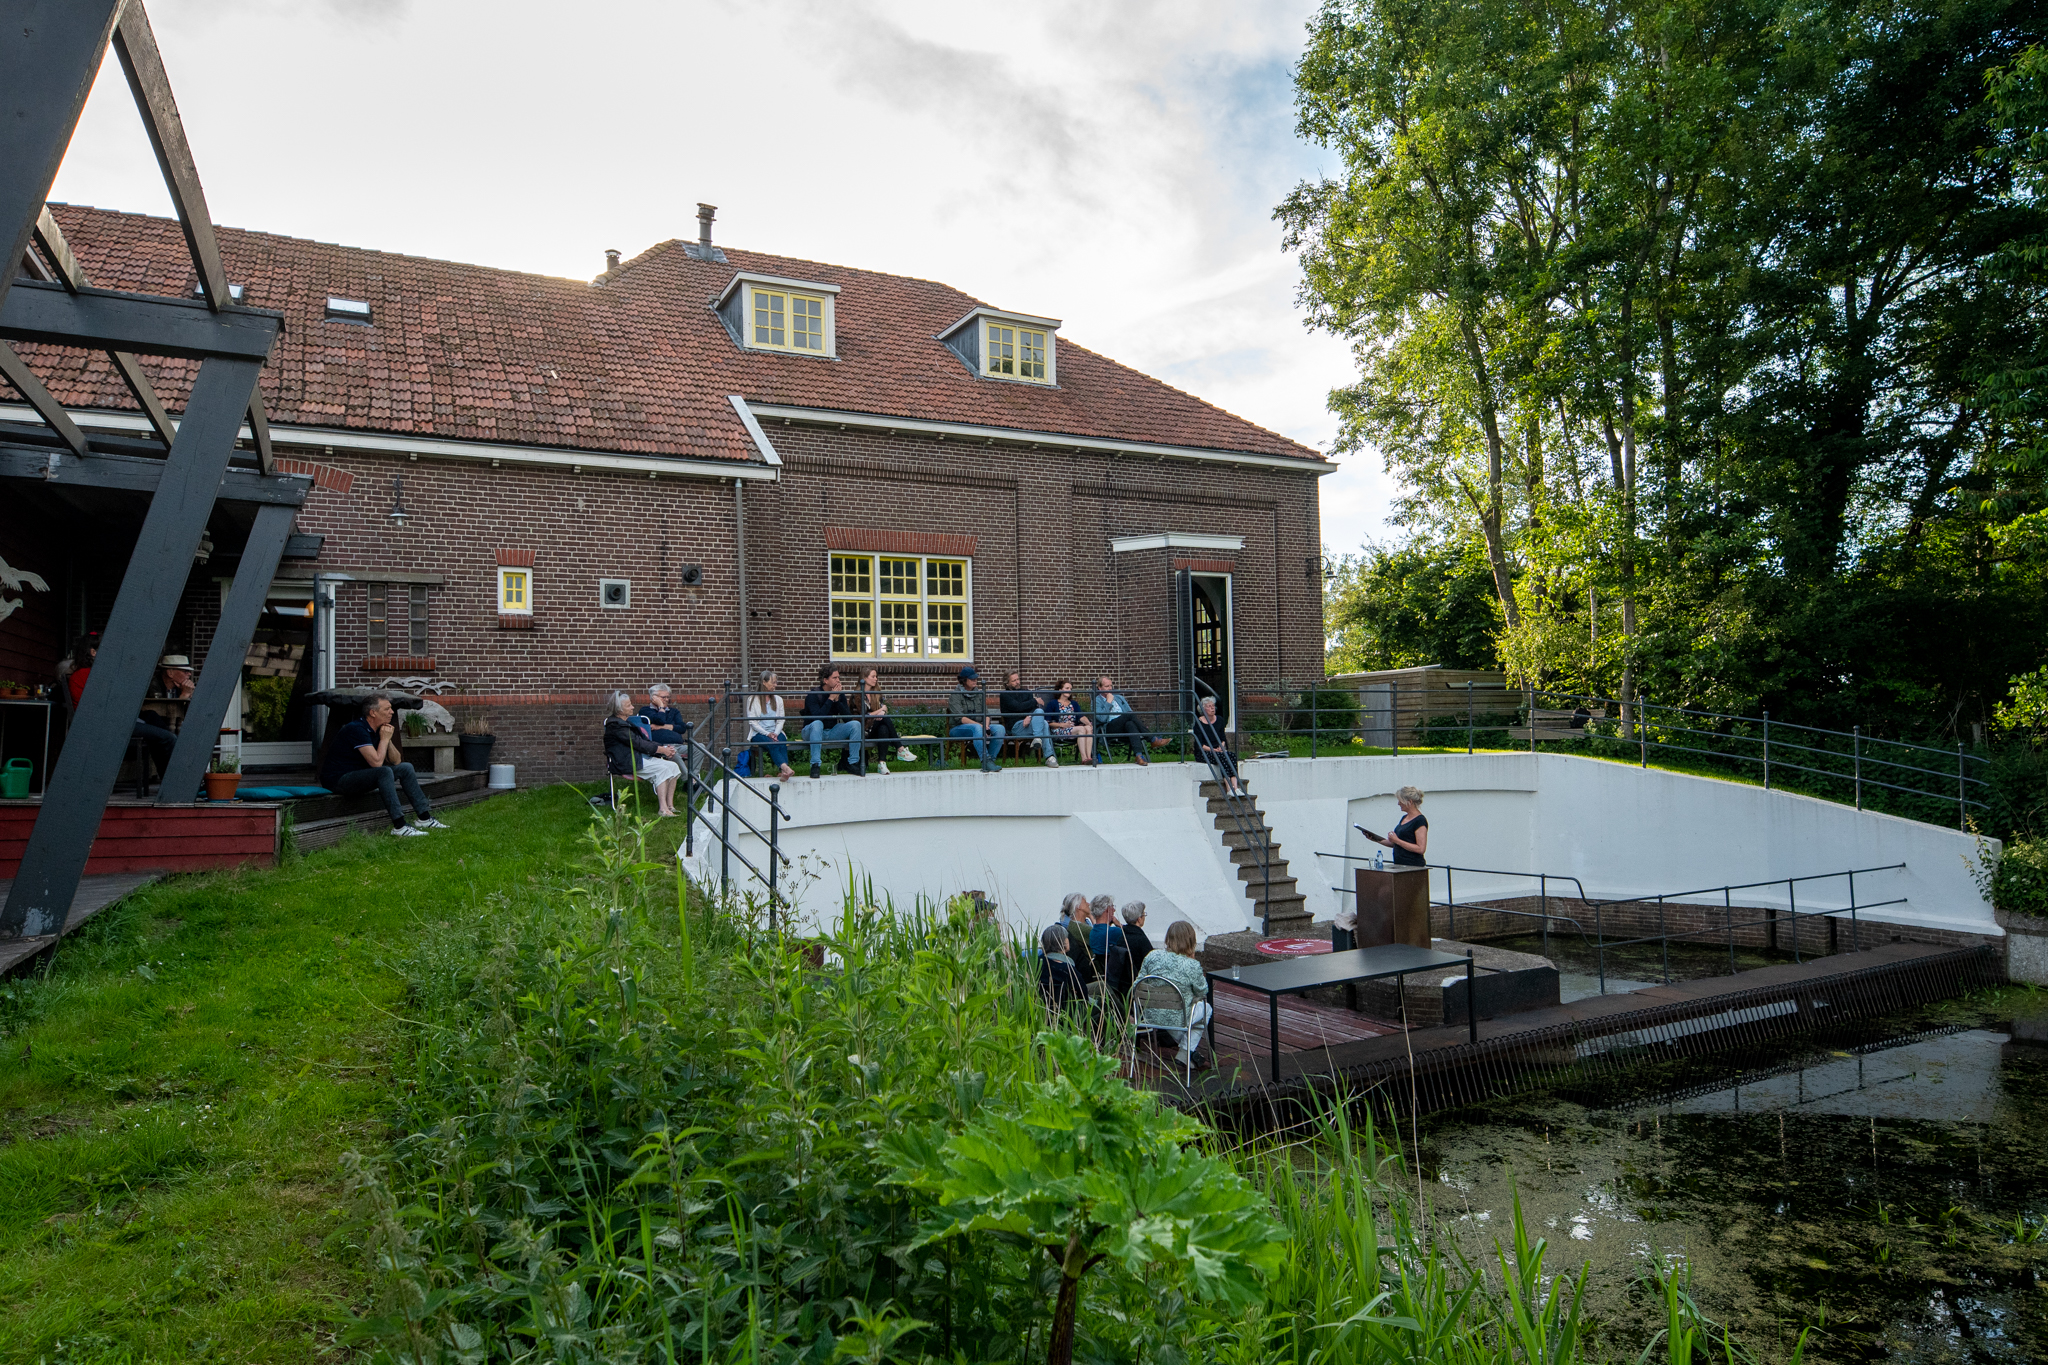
[498,567,531,614]
[984,323,1050,383]
[828,552,971,660]
[751,285,827,353]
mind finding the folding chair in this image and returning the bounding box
[1127,974,1197,1085]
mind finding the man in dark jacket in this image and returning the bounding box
[801,665,865,778]
[1119,901,1157,968]
[946,666,1006,773]
[998,670,1057,766]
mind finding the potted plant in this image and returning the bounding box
[0,680,27,700]
[204,752,241,801]
[402,710,430,739]
[456,715,496,772]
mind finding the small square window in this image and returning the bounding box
[745,284,829,353]
[983,322,1050,382]
[599,578,632,609]
[498,567,532,614]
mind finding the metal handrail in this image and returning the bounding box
[1191,677,1275,932]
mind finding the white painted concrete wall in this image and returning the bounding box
[683,753,1997,945]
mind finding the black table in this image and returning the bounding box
[1206,943,1475,1076]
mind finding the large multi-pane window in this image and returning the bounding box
[985,322,1048,381]
[367,582,429,656]
[752,287,826,352]
[828,552,971,660]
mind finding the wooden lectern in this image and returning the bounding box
[1350,866,1431,949]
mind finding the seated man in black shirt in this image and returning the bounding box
[317,696,446,836]
[801,665,865,778]
[998,670,1057,766]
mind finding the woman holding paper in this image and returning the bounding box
[1357,785,1429,866]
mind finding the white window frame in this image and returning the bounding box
[498,566,533,615]
[717,273,840,358]
[826,551,973,662]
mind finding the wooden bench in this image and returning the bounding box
[1507,706,1608,742]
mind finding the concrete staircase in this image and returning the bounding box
[1200,778,1311,931]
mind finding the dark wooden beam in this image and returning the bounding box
[0,354,264,939]
[159,500,296,802]
[0,340,90,456]
[0,0,123,317]
[112,2,233,313]
[247,389,274,476]
[33,206,186,448]
[0,440,309,505]
[31,206,85,290]
[0,280,279,360]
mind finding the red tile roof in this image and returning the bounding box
[20,204,1321,466]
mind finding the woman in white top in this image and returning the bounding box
[746,669,795,781]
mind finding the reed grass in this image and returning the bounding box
[344,802,1808,1364]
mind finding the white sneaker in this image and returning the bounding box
[415,817,451,829]
[878,761,891,775]
[392,824,429,837]
[1046,756,1059,768]
[897,746,917,762]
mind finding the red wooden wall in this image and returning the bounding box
[0,803,279,877]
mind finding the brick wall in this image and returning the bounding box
[265,426,1324,785]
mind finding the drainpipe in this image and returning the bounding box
[735,481,749,689]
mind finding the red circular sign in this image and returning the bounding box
[1257,938,1332,957]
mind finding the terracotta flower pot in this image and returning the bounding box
[203,772,240,801]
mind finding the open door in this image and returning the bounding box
[1173,568,1235,729]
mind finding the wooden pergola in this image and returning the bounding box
[0,0,308,940]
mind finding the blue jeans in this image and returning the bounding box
[802,718,863,767]
[949,720,1006,762]
[1005,710,1054,760]
[750,734,790,769]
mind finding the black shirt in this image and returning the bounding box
[803,689,851,719]
[1391,811,1429,866]
[319,718,377,788]
[998,687,1043,718]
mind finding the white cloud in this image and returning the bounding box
[47,0,1395,554]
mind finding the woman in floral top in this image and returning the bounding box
[1137,919,1212,1062]
[1047,679,1095,764]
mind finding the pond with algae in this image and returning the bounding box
[1418,978,2048,1362]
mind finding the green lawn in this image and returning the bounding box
[0,785,625,1365]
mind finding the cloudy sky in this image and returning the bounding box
[49,0,1397,555]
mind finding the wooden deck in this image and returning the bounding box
[1141,940,2003,1117]
[1126,981,1401,1095]
[0,873,156,976]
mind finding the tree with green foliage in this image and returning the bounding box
[1294,0,2048,742]
[881,1032,1285,1365]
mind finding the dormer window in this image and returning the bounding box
[714,273,839,357]
[939,306,1061,386]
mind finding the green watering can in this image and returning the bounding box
[0,757,31,799]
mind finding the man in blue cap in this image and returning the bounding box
[946,666,1007,774]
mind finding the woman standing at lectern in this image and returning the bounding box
[1358,786,1429,866]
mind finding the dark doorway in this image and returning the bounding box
[1175,570,1235,729]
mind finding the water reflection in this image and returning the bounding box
[1422,1004,2048,1362]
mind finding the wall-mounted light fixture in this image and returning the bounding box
[389,476,411,527]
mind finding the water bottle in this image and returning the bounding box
[1374,849,1386,873]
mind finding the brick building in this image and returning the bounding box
[2,204,1331,783]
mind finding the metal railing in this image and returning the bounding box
[1316,854,1911,996]
[672,728,794,931]
[1191,677,1276,932]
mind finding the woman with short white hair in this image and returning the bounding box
[1358,785,1428,866]
[604,690,681,816]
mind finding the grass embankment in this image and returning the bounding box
[5,785,1790,1364]
[0,785,625,1363]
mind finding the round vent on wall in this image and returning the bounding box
[599,579,631,608]
[679,564,704,587]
